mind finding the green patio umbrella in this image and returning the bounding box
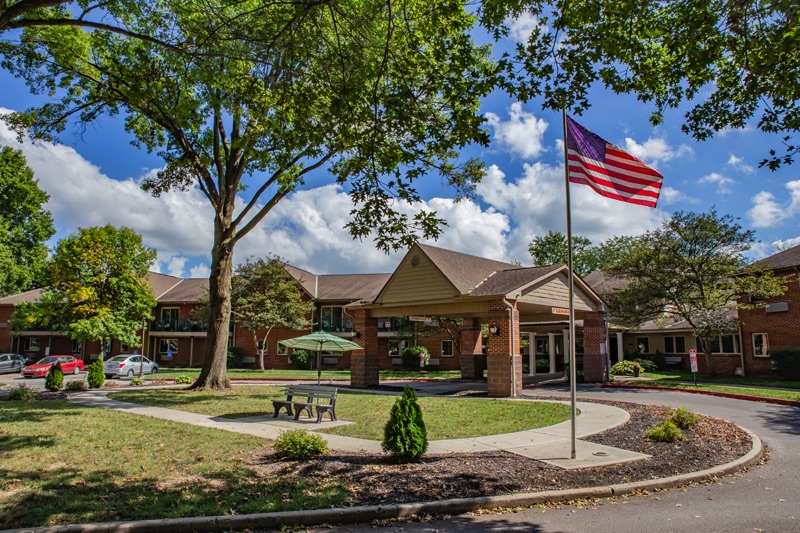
[279,331,362,384]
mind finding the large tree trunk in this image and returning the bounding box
[190,216,235,390]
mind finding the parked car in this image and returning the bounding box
[103,355,158,378]
[21,355,85,378]
[0,353,28,374]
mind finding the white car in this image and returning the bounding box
[0,353,28,373]
[103,355,158,378]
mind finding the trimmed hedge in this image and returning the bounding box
[770,347,800,379]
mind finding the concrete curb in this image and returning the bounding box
[5,427,763,533]
[603,382,800,407]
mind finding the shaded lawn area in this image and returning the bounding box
[0,401,346,529]
[148,368,463,380]
[110,386,573,441]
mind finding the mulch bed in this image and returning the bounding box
[247,401,754,507]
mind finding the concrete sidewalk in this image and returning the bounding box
[68,389,648,469]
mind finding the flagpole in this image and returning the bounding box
[562,109,577,460]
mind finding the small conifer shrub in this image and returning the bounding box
[45,361,64,391]
[273,429,328,459]
[646,419,684,442]
[670,407,701,430]
[87,356,105,389]
[382,385,428,462]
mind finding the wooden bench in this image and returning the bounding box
[272,385,338,423]
[664,356,682,366]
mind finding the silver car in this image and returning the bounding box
[0,353,27,373]
[103,355,158,378]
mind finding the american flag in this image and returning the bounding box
[566,116,664,208]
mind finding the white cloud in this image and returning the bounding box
[726,154,755,174]
[505,12,547,43]
[659,186,698,206]
[476,162,666,263]
[747,191,784,227]
[189,264,211,278]
[165,256,188,277]
[698,172,735,194]
[622,136,693,167]
[746,180,800,228]
[485,103,549,160]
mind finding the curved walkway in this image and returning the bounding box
[67,390,643,469]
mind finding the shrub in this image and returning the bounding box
[653,350,666,370]
[227,346,246,368]
[273,429,328,459]
[87,356,105,389]
[6,383,38,401]
[45,361,64,391]
[65,380,88,392]
[174,374,196,384]
[130,377,145,386]
[610,360,635,376]
[290,349,312,370]
[670,407,700,430]
[535,358,550,371]
[633,358,658,373]
[401,346,430,371]
[646,419,684,442]
[382,385,428,463]
[770,347,800,379]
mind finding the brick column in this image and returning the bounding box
[459,317,482,379]
[351,309,379,388]
[582,311,608,383]
[486,300,522,397]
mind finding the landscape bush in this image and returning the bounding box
[289,349,312,370]
[382,385,428,462]
[633,358,658,373]
[401,346,430,371]
[5,383,38,401]
[646,419,684,442]
[65,380,88,392]
[610,360,635,376]
[44,361,64,391]
[130,377,145,386]
[653,350,666,370]
[273,429,328,459]
[227,346,246,368]
[670,407,700,430]
[173,374,196,384]
[770,347,800,379]
[87,356,105,389]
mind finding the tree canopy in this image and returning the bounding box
[11,225,157,352]
[0,146,55,296]
[604,210,787,376]
[1,0,494,389]
[479,1,800,169]
[231,258,313,371]
[528,230,634,277]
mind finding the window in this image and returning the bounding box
[277,341,287,356]
[698,334,741,354]
[753,333,769,357]
[441,340,454,357]
[720,334,737,353]
[160,308,179,330]
[71,340,83,354]
[121,342,130,353]
[159,339,178,353]
[636,337,650,354]
[24,338,40,352]
[321,306,344,331]
[535,338,549,356]
[664,336,686,354]
[389,339,409,357]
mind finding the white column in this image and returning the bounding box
[547,333,556,375]
[616,332,624,362]
[528,333,535,376]
[561,328,570,373]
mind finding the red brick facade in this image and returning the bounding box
[582,311,608,382]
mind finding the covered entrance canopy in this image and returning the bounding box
[348,243,608,396]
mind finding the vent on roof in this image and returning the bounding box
[410,254,421,267]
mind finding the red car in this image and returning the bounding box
[21,355,85,378]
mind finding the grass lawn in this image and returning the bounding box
[623,370,800,401]
[149,368,463,380]
[0,400,346,529]
[110,386,572,440]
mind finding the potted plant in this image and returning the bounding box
[632,361,642,377]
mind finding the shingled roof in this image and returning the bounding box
[469,264,563,296]
[417,243,519,294]
[316,274,391,301]
[157,278,209,303]
[753,244,800,271]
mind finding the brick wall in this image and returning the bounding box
[582,311,608,382]
[351,309,379,387]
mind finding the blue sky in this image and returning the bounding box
[2,14,799,278]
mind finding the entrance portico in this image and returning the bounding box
[349,243,608,397]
